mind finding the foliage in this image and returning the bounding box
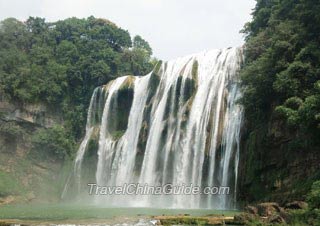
[133,35,153,56]
[31,125,75,160]
[0,16,154,142]
[287,181,320,225]
[307,180,320,209]
[241,0,320,142]
[0,122,25,137]
[120,48,153,76]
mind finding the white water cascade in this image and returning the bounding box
[67,47,244,209]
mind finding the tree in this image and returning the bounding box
[133,35,153,56]
[241,0,320,142]
[0,16,155,146]
[32,125,75,160]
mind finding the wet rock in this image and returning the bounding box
[257,202,281,217]
[268,214,286,224]
[241,202,291,225]
[245,205,258,215]
[234,213,257,224]
[26,192,36,202]
[0,195,15,205]
[285,201,308,210]
[278,206,290,219]
[0,99,62,128]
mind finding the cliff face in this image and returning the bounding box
[0,98,63,128]
[0,97,69,205]
[238,0,320,207]
[0,97,63,154]
[239,116,320,205]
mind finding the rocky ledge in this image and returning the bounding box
[234,201,308,225]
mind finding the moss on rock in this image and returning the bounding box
[111,130,126,140]
[191,59,199,82]
[119,76,135,91]
[153,60,162,77]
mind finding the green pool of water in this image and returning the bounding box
[0,204,238,221]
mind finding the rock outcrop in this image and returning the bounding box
[234,201,310,225]
[0,97,63,128]
[0,96,68,204]
[239,116,320,204]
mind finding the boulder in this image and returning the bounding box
[257,202,281,217]
[234,213,258,224]
[285,201,308,210]
[268,214,286,224]
[0,195,15,205]
[245,205,258,215]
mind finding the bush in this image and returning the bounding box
[31,125,75,160]
[0,122,25,137]
[307,180,320,209]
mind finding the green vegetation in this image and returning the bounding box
[31,125,75,160]
[307,180,320,210]
[289,209,320,226]
[240,0,320,202]
[0,122,25,137]
[241,0,320,142]
[157,217,209,225]
[152,60,162,76]
[0,17,157,201]
[0,16,155,144]
[111,130,126,140]
[287,181,320,225]
[191,60,198,81]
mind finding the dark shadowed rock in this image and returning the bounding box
[245,205,258,215]
[285,201,308,210]
[234,213,258,224]
[257,202,281,217]
[268,214,286,224]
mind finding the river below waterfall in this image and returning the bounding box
[0,204,238,225]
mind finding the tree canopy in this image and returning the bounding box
[241,0,320,146]
[0,16,156,145]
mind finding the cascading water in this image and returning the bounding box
[66,47,243,209]
[62,86,105,199]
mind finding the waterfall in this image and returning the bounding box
[68,47,244,209]
[62,87,105,198]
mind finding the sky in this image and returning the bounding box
[0,0,256,60]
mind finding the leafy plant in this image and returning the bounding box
[31,125,75,160]
[307,180,320,209]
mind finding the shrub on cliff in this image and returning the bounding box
[307,180,320,210]
[31,125,75,160]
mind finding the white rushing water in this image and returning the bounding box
[68,47,244,209]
